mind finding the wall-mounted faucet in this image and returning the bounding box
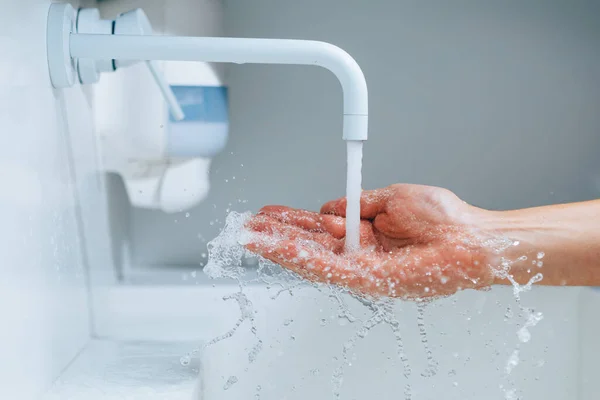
[47,3,367,141]
[47,3,368,247]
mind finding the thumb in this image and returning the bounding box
[320,187,391,219]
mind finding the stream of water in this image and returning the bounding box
[344,140,363,250]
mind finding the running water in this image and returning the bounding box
[345,140,363,251]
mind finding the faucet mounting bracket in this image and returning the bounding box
[47,3,77,88]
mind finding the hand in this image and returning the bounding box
[243,184,500,300]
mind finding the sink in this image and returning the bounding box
[45,280,582,399]
[44,340,202,400]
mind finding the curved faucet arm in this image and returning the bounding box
[69,34,368,141]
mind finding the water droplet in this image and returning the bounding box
[185,212,190,218]
[517,327,531,343]
[504,388,518,400]
[223,376,238,390]
[320,318,327,326]
[537,252,545,259]
[180,355,191,366]
[283,319,293,326]
[505,350,520,374]
[254,385,262,399]
[504,307,513,321]
[535,359,545,367]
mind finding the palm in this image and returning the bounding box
[244,184,493,300]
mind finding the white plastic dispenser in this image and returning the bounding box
[94,59,228,212]
[80,7,229,213]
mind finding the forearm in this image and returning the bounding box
[474,200,600,286]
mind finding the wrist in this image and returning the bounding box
[466,202,600,286]
[465,207,551,285]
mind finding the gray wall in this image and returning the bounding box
[132,0,600,266]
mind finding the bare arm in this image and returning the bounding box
[476,200,600,286]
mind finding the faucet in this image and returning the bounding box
[47,3,368,245]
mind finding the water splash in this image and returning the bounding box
[517,311,543,344]
[416,301,438,378]
[201,213,417,398]
[194,211,545,398]
[492,247,545,398]
[254,385,262,399]
[328,295,414,399]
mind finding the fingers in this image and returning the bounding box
[246,214,343,253]
[255,206,379,248]
[244,234,371,293]
[258,205,346,239]
[320,188,391,219]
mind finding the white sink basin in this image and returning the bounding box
[44,340,202,400]
[46,281,585,399]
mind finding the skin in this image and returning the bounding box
[243,184,600,300]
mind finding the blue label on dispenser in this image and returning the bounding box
[167,85,229,158]
[169,85,228,123]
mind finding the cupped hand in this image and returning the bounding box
[243,184,499,300]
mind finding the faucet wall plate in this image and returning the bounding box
[47,3,77,88]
